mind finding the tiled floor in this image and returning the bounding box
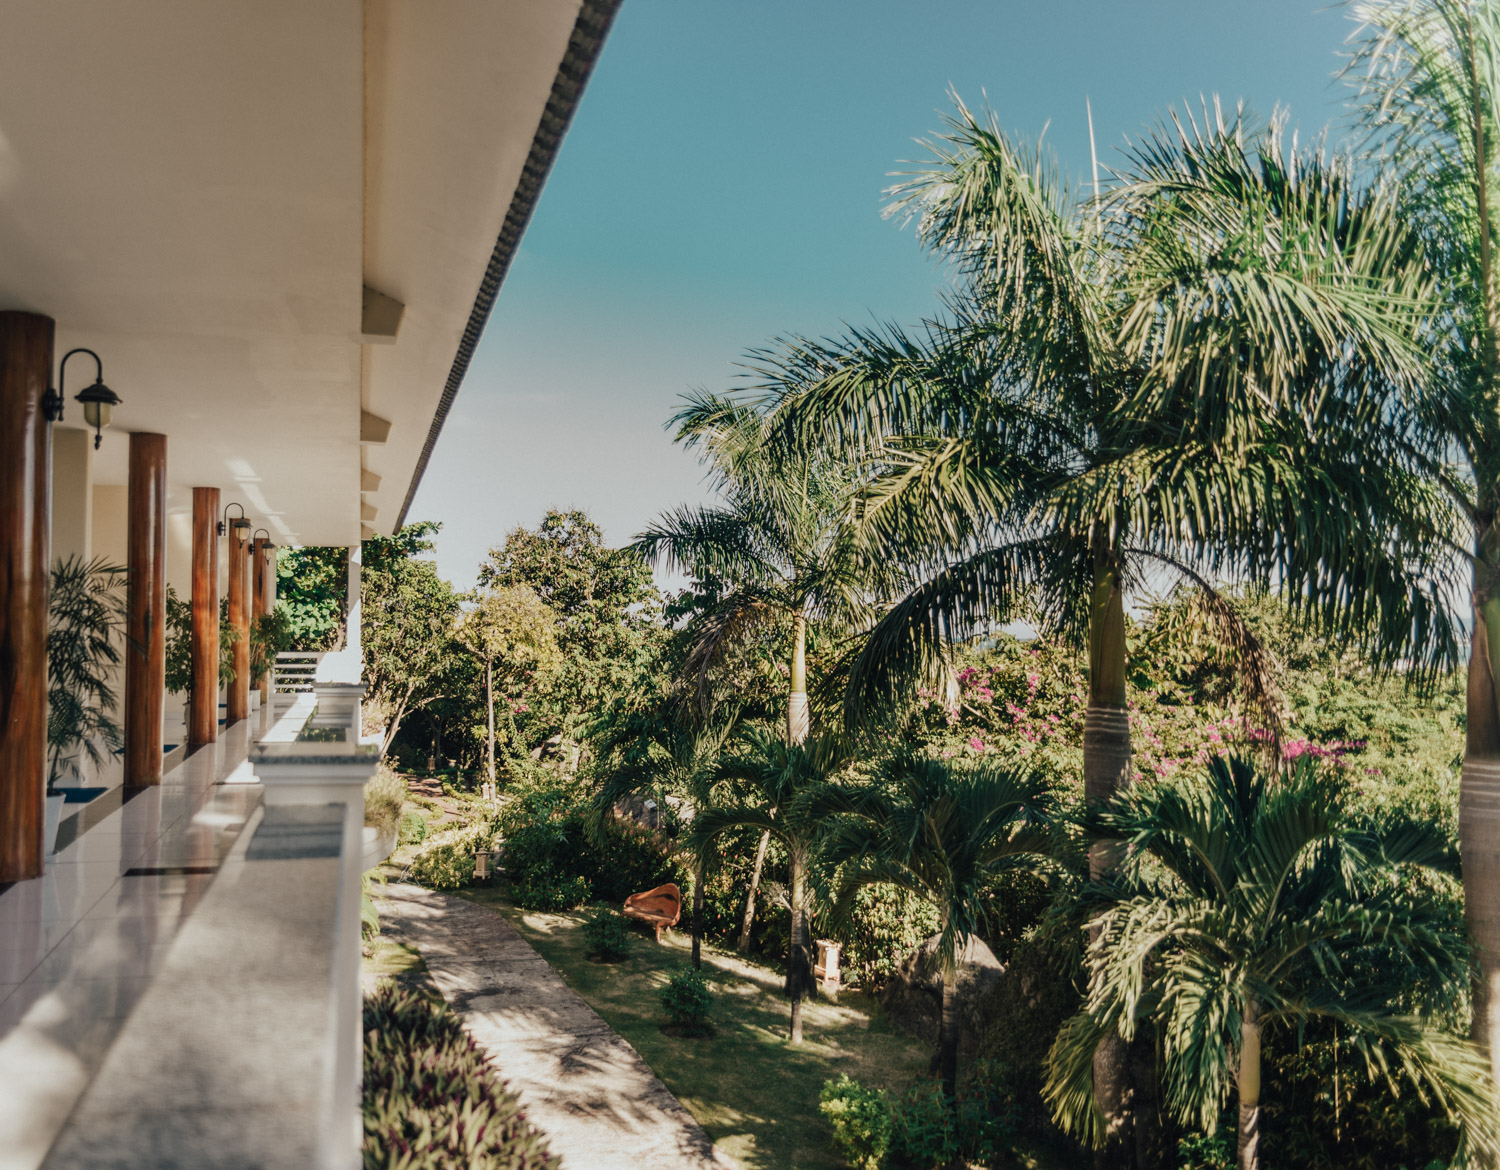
[0,704,278,1170]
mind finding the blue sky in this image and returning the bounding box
[410,0,1353,589]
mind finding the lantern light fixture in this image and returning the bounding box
[218,501,251,544]
[252,527,276,552]
[43,348,122,450]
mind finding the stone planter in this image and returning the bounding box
[361,824,398,870]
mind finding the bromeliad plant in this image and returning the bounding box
[1044,756,1498,1170]
[47,556,127,791]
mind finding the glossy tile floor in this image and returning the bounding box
[0,705,276,1170]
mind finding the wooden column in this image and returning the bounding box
[0,311,53,882]
[252,537,273,703]
[124,434,167,787]
[227,523,249,723]
[189,487,220,746]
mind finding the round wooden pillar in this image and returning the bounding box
[0,311,53,882]
[124,433,167,787]
[227,524,249,723]
[252,537,274,703]
[189,487,220,746]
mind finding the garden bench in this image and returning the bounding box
[623,882,682,942]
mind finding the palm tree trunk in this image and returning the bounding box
[788,608,809,745]
[937,962,959,1100]
[1463,548,1500,1076]
[485,659,496,788]
[691,856,705,970]
[788,851,811,1044]
[1085,550,1141,1170]
[737,829,771,953]
[1237,999,1262,1170]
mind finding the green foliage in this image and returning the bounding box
[364,766,405,836]
[883,1074,1016,1169]
[1046,756,1494,1163]
[581,909,630,961]
[479,509,663,743]
[163,585,240,695]
[47,556,126,789]
[819,1075,893,1170]
[361,983,560,1169]
[512,864,591,912]
[1175,1130,1232,1170]
[249,608,293,688]
[407,822,496,892]
[835,884,942,992]
[399,811,429,846]
[277,544,347,651]
[362,871,384,942]
[659,967,712,1034]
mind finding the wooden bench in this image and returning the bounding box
[623,882,682,942]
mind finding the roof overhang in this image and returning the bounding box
[0,0,619,546]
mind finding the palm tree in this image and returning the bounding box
[1045,756,1496,1170]
[48,556,127,788]
[688,728,852,1043]
[1344,0,1500,1081]
[590,694,742,968]
[754,100,1453,1162]
[823,752,1057,1096]
[637,398,900,950]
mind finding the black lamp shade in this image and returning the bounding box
[75,379,121,431]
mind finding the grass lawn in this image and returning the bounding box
[456,886,931,1170]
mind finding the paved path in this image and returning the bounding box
[375,883,735,1170]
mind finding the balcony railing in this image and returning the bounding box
[273,651,322,694]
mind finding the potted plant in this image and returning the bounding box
[165,585,241,729]
[249,608,291,710]
[47,556,127,851]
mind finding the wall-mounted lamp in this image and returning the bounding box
[218,502,251,544]
[42,348,122,450]
[252,528,277,554]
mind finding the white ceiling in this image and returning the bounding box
[0,0,583,546]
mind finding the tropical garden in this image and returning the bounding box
[348,3,1500,1168]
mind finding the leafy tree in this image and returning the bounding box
[362,522,463,756]
[1046,756,1496,1170]
[478,509,660,740]
[276,543,348,650]
[47,556,126,789]
[689,729,853,1043]
[456,585,561,786]
[825,752,1057,1096]
[1343,0,1500,1080]
[590,694,743,968]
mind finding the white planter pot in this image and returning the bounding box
[250,690,261,712]
[361,825,398,871]
[45,793,66,855]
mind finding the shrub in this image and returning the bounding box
[889,1074,1016,1169]
[512,864,591,912]
[838,883,941,992]
[364,765,405,837]
[362,983,559,1169]
[408,823,495,891]
[1176,1130,1232,1170]
[399,810,429,846]
[582,908,630,961]
[659,967,712,1035]
[819,1075,893,1170]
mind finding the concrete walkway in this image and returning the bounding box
[374,883,735,1170]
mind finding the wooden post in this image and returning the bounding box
[253,537,276,703]
[124,434,167,786]
[189,487,220,746]
[226,522,249,723]
[0,311,53,881]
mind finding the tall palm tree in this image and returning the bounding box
[823,752,1057,1096]
[1344,0,1500,1082]
[589,694,742,968]
[1046,756,1496,1170]
[638,398,901,950]
[753,101,1453,1164]
[688,728,852,1043]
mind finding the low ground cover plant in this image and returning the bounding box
[362,983,558,1169]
